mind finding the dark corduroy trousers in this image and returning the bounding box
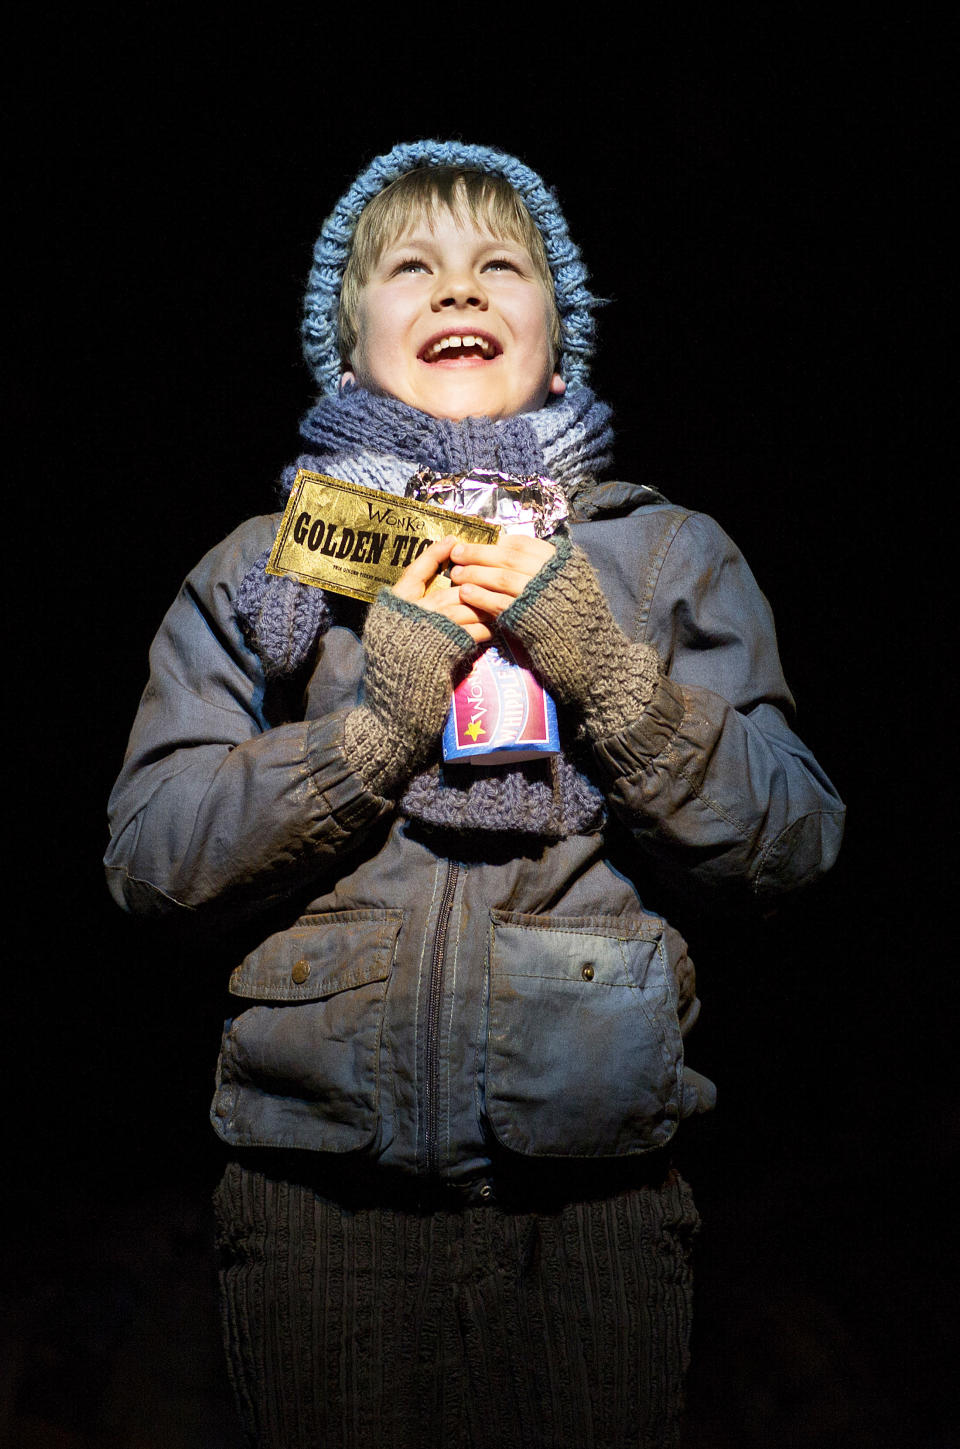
[214,1160,698,1449]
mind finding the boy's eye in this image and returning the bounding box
[387,253,522,278]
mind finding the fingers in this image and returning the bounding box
[427,590,494,644]
[450,536,555,575]
[448,536,555,618]
[389,538,493,642]
[391,536,458,604]
[455,582,518,617]
[449,616,494,644]
[391,533,554,632]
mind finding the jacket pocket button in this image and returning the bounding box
[581,963,595,981]
[291,959,311,985]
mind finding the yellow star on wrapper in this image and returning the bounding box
[464,720,486,742]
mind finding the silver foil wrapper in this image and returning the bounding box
[405,468,568,538]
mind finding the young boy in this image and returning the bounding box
[106,140,844,1448]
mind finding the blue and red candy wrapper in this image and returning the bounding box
[442,636,560,765]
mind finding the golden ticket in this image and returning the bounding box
[266,470,501,602]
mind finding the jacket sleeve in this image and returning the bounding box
[104,518,391,918]
[591,510,845,897]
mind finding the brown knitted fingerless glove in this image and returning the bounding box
[344,589,477,798]
[497,535,662,740]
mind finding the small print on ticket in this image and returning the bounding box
[266,470,501,602]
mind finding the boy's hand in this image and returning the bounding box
[392,535,509,644]
[447,536,556,618]
[494,536,663,738]
[344,565,479,799]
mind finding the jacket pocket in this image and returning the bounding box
[484,910,683,1159]
[211,909,402,1153]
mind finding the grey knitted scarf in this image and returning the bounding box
[236,386,614,837]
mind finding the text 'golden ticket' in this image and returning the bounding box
[266,470,501,602]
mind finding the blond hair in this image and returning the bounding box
[338,167,562,367]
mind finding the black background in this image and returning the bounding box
[8,11,953,1447]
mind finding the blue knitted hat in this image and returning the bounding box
[302,140,598,397]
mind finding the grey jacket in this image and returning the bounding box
[106,483,844,1184]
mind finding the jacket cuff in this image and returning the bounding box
[304,710,395,843]
[590,674,686,777]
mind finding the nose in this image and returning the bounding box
[431,267,488,312]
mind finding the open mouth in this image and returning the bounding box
[419,332,501,363]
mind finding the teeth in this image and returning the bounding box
[424,334,496,360]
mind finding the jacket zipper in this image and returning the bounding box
[425,860,459,1176]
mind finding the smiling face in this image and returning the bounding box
[346,207,565,421]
